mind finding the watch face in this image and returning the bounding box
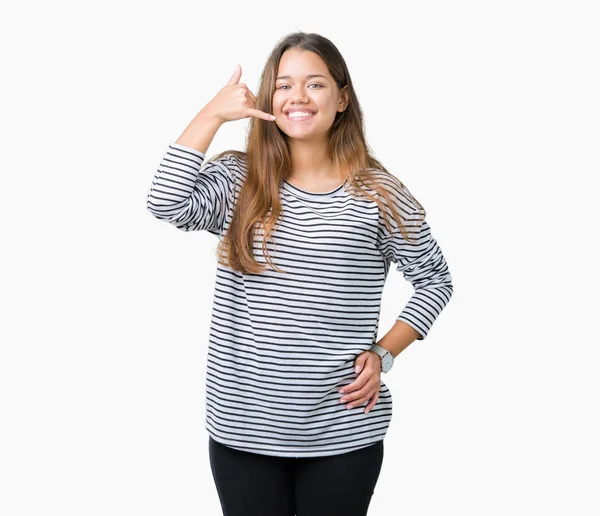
[382,355,393,372]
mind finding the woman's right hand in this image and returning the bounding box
[203,64,276,124]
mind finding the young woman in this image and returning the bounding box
[146,31,453,516]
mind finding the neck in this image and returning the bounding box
[287,139,342,181]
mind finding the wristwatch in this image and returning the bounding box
[369,344,394,374]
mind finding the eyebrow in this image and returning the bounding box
[276,74,328,81]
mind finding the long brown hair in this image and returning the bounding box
[209,31,425,274]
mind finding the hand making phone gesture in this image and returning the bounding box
[175,64,276,154]
[204,64,277,124]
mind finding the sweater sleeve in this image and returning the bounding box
[376,183,453,340]
[146,142,236,237]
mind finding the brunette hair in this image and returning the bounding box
[209,31,425,274]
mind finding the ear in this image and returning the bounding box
[339,85,349,112]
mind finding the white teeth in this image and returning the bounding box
[287,112,314,118]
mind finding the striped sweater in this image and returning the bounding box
[146,142,453,458]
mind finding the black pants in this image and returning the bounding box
[208,436,384,516]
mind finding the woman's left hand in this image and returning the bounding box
[338,350,382,414]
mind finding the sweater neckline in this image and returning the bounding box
[281,178,348,199]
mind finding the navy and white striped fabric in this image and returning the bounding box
[146,142,453,458]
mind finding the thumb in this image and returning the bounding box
[355,353,368,374]
[227,64,241,86]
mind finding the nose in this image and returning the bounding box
[290,91,309,103]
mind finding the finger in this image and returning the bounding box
[348,387,379,408]
[247,90,257,103]
[246,108,276,121]
[340,382,376,404]
[339,371,370,394]
[364,393,379,414]
[226,64,241,86]
[353,351,378,376]
[346,388,379,409]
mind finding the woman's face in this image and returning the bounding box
[272,48,348,142]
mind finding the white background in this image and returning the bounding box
[1,0,599,515]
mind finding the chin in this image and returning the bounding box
[284,125,328,139]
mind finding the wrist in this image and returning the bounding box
[368,350,382,370]
[198,106,225,126]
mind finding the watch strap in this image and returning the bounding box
[370,344,388,359]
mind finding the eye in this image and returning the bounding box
[276,84,323,90]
